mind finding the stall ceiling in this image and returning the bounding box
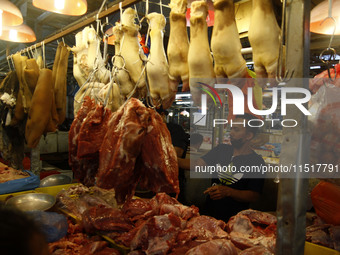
[0,0,339,75]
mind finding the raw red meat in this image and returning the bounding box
[68,97,96,182]
[239,246,274,255]
[185,239,238,255]
[226,210,276,252]
[137,109,180,195]
[175,215,229,247]
[309,64,340,94]
[96,98,150,203]
[130,213,184,254]
[159,204,199,220]
[82,205,134,233]
[121,198,153,221]
[77,104,112,159]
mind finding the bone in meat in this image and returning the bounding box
[146,12,175,109]
[120,8,146,98]
[167,0,190,92]
[211,0,247,81]
[112,25,135,100]
[248,0,280,87]
[188,0,216,105]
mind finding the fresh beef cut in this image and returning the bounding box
[68,97,95,182]
[77,104,111,159]
[226,210,277,252]
[96,98,150,203]
[137,109,180,195]
[185,239,238,255]
[82,205,134,233]
[239,246,274,255]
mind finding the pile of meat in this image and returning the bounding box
[56,186,277,255]
[0,162,29,183]
[49,219,120,255]
[68,97,179,203]
[306,224,340,251]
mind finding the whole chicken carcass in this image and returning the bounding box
[146,13,175,109]
[211,0,247,82]
[120,8,146,98]
[248,0,280,87]
[167,0,190,92]
[111,25,135,100]
[188,0,215,105]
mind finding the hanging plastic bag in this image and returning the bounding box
[311,181,340,225]
[0,170,40,195]
[309,85,340,176]
[27,211,68,243]
[309,64,340,94]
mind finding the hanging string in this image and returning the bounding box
[42,41,46,68]
[160,0,163,15]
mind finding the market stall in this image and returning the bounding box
[0,0,340,254]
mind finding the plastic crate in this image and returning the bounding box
[305,242,340,255]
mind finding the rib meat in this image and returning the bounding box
[185,239,238,255]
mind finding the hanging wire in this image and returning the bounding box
[42,41,46,68]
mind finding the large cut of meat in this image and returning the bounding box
[111,25,135,100]
[96,98,150,203]
[185,239,238,255]
[77,104,111,159]
[211,0,247,81]
[137,109,179,195]
[25,68,53,148]
[167,0,190,92]
[248,0,280,86]
[68,97,96,182]
[120,8,146,98]
[226,210,277,252]
[146,13,175,109]
[188,0,215,105]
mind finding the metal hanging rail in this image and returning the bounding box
[9,0,141,55]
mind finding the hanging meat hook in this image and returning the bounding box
[276,0,294,83]
[319,0,337,82]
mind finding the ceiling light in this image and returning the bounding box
[32,0,87,16]
[310,0,340,35]
[0,0,23,26]
[0,24,36,43]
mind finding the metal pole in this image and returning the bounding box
[276,0,311,254]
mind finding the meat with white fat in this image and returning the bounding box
[146,13,175,109]
[248,0,280,87]
[188,0,215,105]
[167,0,190,92]
[211,0,247,81]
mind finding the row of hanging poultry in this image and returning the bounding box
[72,0,280,113]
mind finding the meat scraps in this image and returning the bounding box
[226,209,277,252]
[306,224,340,251]
[185,239,238,255]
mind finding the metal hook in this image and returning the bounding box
[319,47,337,82]
[276,0,294,83]
[6,56,12,71]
